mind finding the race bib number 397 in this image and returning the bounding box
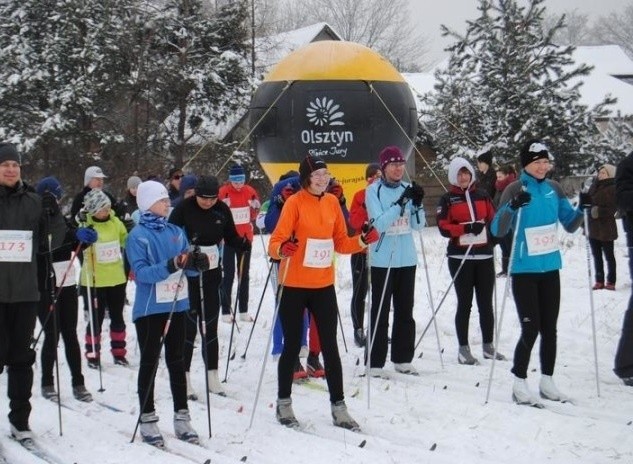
[0,230,33,262]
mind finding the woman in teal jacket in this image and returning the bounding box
[491,140,584,407]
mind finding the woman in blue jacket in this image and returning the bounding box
[491,140,584,406]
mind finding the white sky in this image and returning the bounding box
[409,0,627,66]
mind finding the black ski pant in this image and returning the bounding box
[0,302,37,431]
[448,257,495,347]
[510,271,560,378]
[277,285,344,404]
[221,245,251,315]
[350,252,368,331]
[185,269,221,371]
[135,311,187,414]
[38,285,84,387]
[614,227,633,379]
[80,283,127,359]
[589,238,616,285]
[367,266,416,368]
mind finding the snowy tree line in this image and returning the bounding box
[0,0,632,196]
[420,0,633,177]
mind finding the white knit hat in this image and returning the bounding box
[137,180,169,211]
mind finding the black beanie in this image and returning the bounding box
[195,175,219,198]
[520,139,549,168]
[299,155,327,185]
[477,151,492,166]
[0,143,20,164]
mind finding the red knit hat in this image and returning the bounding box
[379,146,405,170]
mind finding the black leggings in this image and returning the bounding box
[221,245,251,315]
[448,257,495,346]
[278,285,343,403]
[135,311,187,414]
[589,238,616,284]
[81,283,127,358]
[38,285,84,387]
[184,269,221,371]
[350,252,368,331]
[511,271,560,378]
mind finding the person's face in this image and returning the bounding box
[88,177,104,190]
[196,196,217,210]
[368,170,382,184]
[308,168,330,194]
[477,160,489,173]
[597,168,608,181]
[129,187,138,197]
[170,173,183,189]
[230,181,245,191]
[496,171,507,182]
[524,158,551,180]
[149,198,171,217]
[457,167,472,189]
[0,160,21,188]
[93,205,111,220]
[383,162,405,183]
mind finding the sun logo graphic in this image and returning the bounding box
[306,97,345,127]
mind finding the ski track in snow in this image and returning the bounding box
[0,227,632,463]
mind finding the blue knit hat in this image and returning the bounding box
[229,165,246,183]
[179,174,198,194]
[36,176,64,200]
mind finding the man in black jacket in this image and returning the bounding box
[0,143,65,441]
[614,150,633,385]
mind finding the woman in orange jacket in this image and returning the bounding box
[268,155,379,431]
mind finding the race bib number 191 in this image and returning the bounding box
[303,238,334,268]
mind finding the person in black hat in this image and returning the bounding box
[491,138,585,406]
[169,175,251,398]
[476,151,496,199]
[0,143,67,442]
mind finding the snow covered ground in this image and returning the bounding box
[1,225,632,464]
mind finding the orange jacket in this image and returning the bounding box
[268,189,365,289]
[218,183,260,241]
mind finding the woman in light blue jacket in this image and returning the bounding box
[365,146,425,377]
[491,140,583,407]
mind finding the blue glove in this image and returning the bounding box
[76,227,98,245]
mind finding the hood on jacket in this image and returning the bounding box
[448,157,476,188]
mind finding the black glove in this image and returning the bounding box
[411,182,425,208]
[395,185,414,208]
[41,193,60,217]
[509,190,531,210]
[578,192,592,210]
[464,222,485,235]
[189,248,210,272]
[238,236,252,252]
[123,217,135,232]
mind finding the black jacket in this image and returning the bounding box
[168,197,243,252]
[616,151,633,235]
[0,181,65,303]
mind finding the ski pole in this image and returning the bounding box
[417,228,445,369]
[198,270,213,437]
[583,208,601,397]
[485,208,522,404]
[31,242,82,350]
[89,246,105,393]
[248,256,291,430]
[223,252,245,382]
[241,259,274,359]
[131,263,189,443]
[366,243,395,409]
[415,243,474,356]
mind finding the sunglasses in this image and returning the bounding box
[172,174,183,180]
